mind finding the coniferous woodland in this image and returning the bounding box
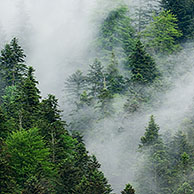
[1,0,194,193]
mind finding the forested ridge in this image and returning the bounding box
[1,0,194,193]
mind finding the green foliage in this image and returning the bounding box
[0,37,27,87]
[142,10,182,54]
[0,140,18,194]
[37,94,66,163]
[98,87,113,117]
[0,107,8,139]
[174,182,194,194]
[15,66,41,129]
[5,128,54,189]
[87,59,105,97]
[160,0,194,40]
[57,133,112,194]
[121,183,135,194]
[128,40,159,84]
[97,5,135,63]
[65,70,87,103]
[140,115,160,147]
[105,52,126,94]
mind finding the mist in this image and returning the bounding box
[1,0,194,193]
[0,0,98,98]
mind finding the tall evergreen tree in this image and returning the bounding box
[5,128,54,191]
[137,116,170,194]
[160,0,194,40]
[140,115,160,147]
[97,6,135,63]
[37,94,66,163]
[0,139,18,193]
[141,10,182,54]
[0,38,27,87]
[105,52,125,94]
[121,184,135,194]
[128,40,159,84]
[65,70,86,103]
[87,59,105,98]
[16,66,40,129]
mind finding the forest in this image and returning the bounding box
[1,0,194,193]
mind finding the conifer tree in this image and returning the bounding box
[121,184,135,194]
[0,38,27,87]
[175,182,194,194]
[141,10,182,54]
[105,52,125,94]
[65,70,86,103]
[160,0,194,40]
[140,115,160,147]
[138,116,169,194]
[75,155,112,194]
[98,87,113,117]
[5,128,54,191]
[0,140,18,193]
[16,66,40,129]
[37,94,66,163]
[97,6,135,63]
[87,59,105,97]
[128,40,159,84]
[0,106,8,139]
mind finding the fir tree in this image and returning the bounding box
[121,184,135,194]
[174,182,194,194]
[0,139,18,193]
[16,66,41,129]
[160,0,194,40]
[5,128,54,190]
[140,115,160,147]
[87,59,105,98]
[65,70,87,103]
[97,6,135,63]
[0,38,27,87]
[141,10,182,54]
[37,94,66,163]
[128,40,159,84]
[105,52,125,94]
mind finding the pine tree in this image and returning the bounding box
[37,94,66,163]
[16,66,41,129]
[75,155,112,194]
[65,70,87,103]
[97,6,135,63]
[105,52,125,94]
[175,182,194,194]
[128,40,159,84]
[137,116,170,194]
[0,139,18,193]
[5,127,54,190]
[160,0,194,40]
[98,87,113,117]
[121,184,135,194]
[0,38,27,87]
[87,59,105,98]
[0,106,8,139]
[140,115,160,147]
[141,10,182,54]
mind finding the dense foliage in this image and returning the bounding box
[1,0,194,193]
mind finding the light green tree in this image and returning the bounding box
[6,128,54,188]
[141,10,182,54]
